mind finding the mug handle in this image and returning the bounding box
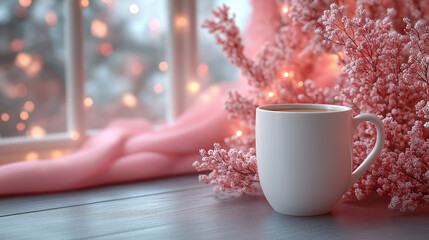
[345,114,385,191]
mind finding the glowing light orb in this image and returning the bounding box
[148,17,161,30]
[283,72,289,78]
[153,83,164,94]
[122,93,138,108]
[84,97,94,108]
[16,122,26,131]
[282,6,289,13]
[159,61,168,71]
[197,63,209,77]
[26,152,38,161]
[20,111,29,120]
[129,4,139,14]
[188,81,200,93]
[45,11,57,26]
[1,113,10,122]
[91,19,108,38]
[175,16,188,27]
[81,0,89,7]
[24,101,35,112]
[236,130,243,136]
[19,0,32,7]
[30,125,46,139]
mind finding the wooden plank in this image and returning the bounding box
[1,175,429,240]
[0,174,201,216]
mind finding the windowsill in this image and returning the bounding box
[1,174,428,239]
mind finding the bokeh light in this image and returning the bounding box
[129,4,139,14]
[197,63,209,77]
[51,150,63,159]
[122,93,138,108]
[16,122,26,131]
[159,61,168,71]
[148,17,161,31]
[84,97,94,108]
[81,0,90,8]
[23,101,35,112]
[91,19,108,38]
[99,42,113,56]
[1,113,10,122]
[19,0,32,8]
[283,72,289,78]
[25,152,39,161]
[188,81,200,93]
[175,16,187,28]
[282,6,289,13]
[20,111,29,120]
[10,39,24,52]
[45,11,58,26]
[236,130,243,136]
[29,125,46,139]
[153,83,164,94]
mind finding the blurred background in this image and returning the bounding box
[0,0,251,140]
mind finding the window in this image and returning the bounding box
[0,0,251,164]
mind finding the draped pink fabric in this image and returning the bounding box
[0,87,237,196]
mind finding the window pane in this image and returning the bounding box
[0,0,66,139]
[196,0,252,92]
[83,0,168,129]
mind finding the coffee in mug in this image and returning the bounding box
[256,104,384,216]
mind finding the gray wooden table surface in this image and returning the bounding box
[1,174,428,240]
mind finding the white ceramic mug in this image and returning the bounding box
[256,104,385,216]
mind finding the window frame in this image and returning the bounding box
[0,0,197,161]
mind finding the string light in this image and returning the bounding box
[15,52,32,68]
[130,62,143,76]
[26,60,42,76]
[29,125,46,139]
[122,93,138,108]
[268,91,274,97]
[197,63,209,77]
[99,42,113,56]
[298,81,304,87]
[148,18,161,31]
[71,131,80,140]
[188,81,200,93]
[15,84,28,97]
[129,4,139,14]
[16,122,26,131]
[84,97,94,108]
[23,101,35,112]
[10,39,24,52]
[153,83,164,94]
[20,111,29,120]
[45,11,57,26]
[19,0,32,8]
[175,16,188,27]
[81,0,89,8]
[25,152,38,161]
[51,150,63,159]
[91,19,108,38]
[159,61,168,71]
[282,6,289,13]
[236,130,243,136]
[1,113,10,122]
[283,72,289,78]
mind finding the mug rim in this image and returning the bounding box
[257,104,351,113]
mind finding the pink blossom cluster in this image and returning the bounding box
[193,0,429,211]
[192,143,259,194]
